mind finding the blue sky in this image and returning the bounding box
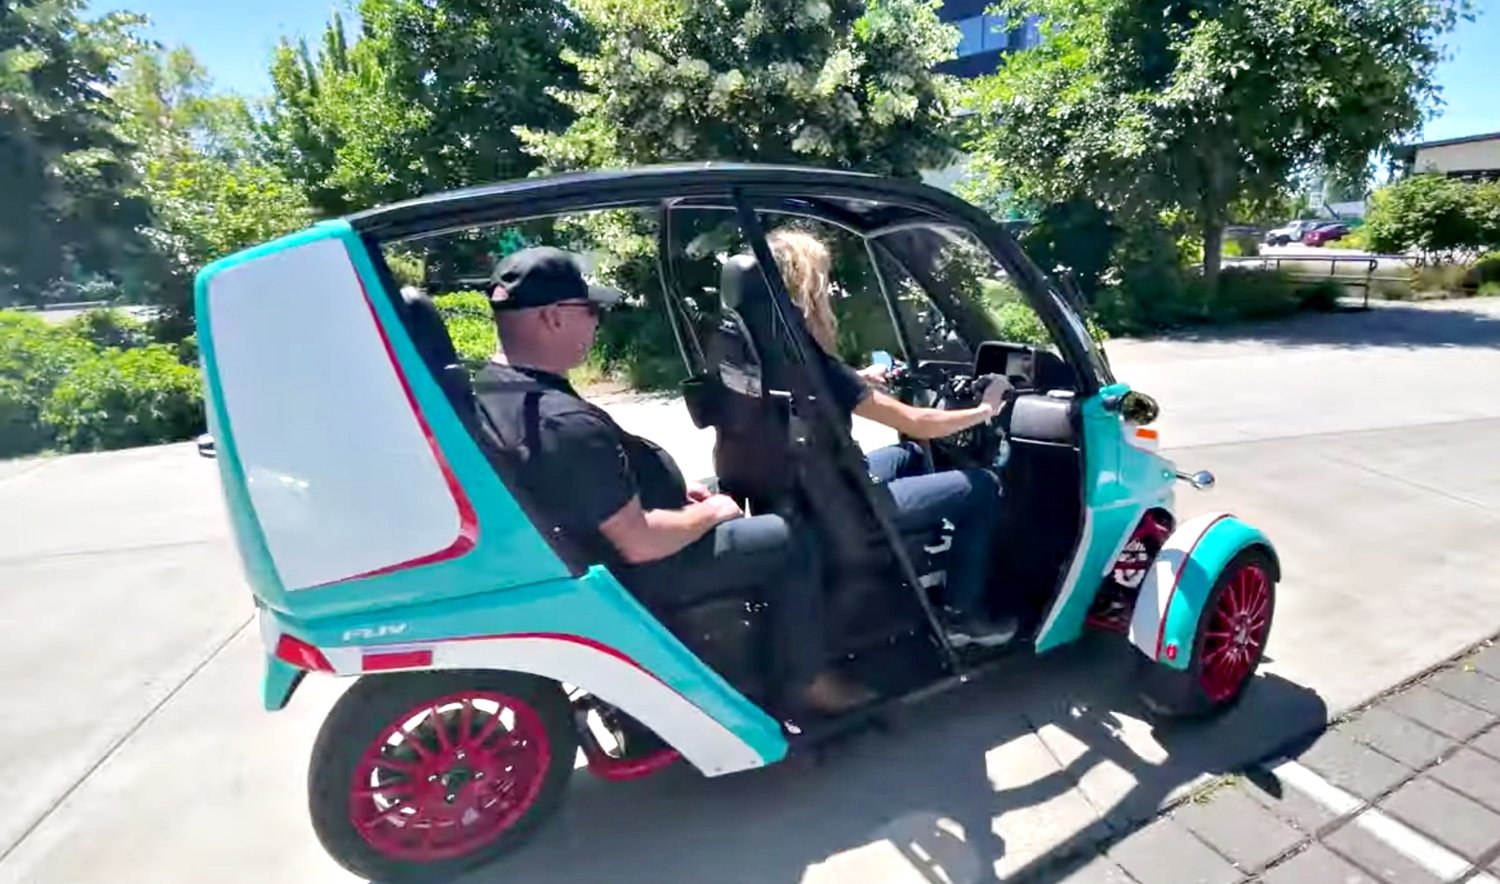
[95,0,1500,144]
[89,0,354,97]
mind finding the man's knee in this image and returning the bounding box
[716,513,794,558]
[962,469,1001,505]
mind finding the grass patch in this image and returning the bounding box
[1410,263,1469,297]
[1371,278,1415,301]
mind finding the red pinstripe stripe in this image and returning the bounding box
[1153,514,1232,660]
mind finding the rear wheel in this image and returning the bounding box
[1138,549,1276,719]
[308,670,576,882]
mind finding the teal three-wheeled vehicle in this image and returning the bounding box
[194,164,1279,881]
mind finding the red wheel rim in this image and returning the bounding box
[349,690,552,862]
[1199,564,1271,703]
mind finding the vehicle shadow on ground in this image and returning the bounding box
[441,638,1327,884]
[1138,300,1500,352]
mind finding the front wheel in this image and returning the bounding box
[308,670,577,882]
[1137,548,1276,719]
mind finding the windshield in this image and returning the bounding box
[874,222,1113,387]
[1048,288,1113,385]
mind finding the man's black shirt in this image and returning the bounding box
[471,362,687,565]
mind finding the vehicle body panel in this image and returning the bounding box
[256,566,789,775]
[196,222,573,621]
[1035,383,1175,652]
[1128,511,1277,669]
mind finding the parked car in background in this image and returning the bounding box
[1264,220,1319,246]
[1303,223,1350,246]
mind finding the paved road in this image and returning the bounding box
[2,299,1500,883]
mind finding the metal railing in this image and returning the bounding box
[1222,252,1415,309]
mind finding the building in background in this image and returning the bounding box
[934,0,1043,79]
[1392,131,1500,182]
[921,3,1045,194]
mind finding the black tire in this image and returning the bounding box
[308,669,576,883]
[1137,548,1277,720]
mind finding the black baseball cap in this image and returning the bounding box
[489,246,621,312]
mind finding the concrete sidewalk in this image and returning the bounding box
[1059,641,1500,884]
[3,299,1500,883]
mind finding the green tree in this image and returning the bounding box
[264,1,586,217]
[965,0,1469,290]
[509,0,964,387]
[0,0,154,306]
[1365,173,1500,262]
[116,46,311,331]
[519,0,961,176]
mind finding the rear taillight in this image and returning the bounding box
[275,633,334,672]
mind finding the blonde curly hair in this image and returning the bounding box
[765,228,839,354]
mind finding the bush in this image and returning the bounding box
[41,345,204,452]
[1364,175,1500,261]
[64,308,152,350]
[176,334,199,366]
[1479,282,1500,297]
[1093,266,1308,336]
[1210,268,1300,321]
[1222,233,1260,258]
[1373,278,1415,301]
[385,251,427,289]
[992,301,1051,346]
[432,290,497,374]
[1463,253,1500,291]
[1409,263,1469,296]
[1295,279,1346,312]
[0,312,95,456]
[1334,224,1373,252]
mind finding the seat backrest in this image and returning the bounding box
[397,285,477,422]
[708,253,900,568]
[706,255,799,505]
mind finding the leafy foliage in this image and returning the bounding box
[41,344,204,452]
[965,0,1468,288]
[431,291,496,374]
[116,46,312,333]
[265,1,585,218]
[1092,263,1336,335]
[0,312,94,455]
[508,0,965,387]
[1295,279,1345,312]
[1364,174,1500,263]
[1,310,201,456]
[1466,254,1500,290]
[0,1,156,306]
[65,308,152,350]
[519,0,962,176]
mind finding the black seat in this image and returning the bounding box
[698,254,952,648]
[705,254,800,509]
[396,286,477,421]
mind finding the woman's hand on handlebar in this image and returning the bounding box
[979,374,1013,416]
[857,363,891,386]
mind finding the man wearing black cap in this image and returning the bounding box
[471,246,874,715]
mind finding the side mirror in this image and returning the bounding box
[1103,390,1160,425]
[1121,391,1160,425]
[870,350,894,370]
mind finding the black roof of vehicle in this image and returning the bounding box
[345,162,991,243]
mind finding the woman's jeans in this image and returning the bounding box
[866,442,1002,618]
